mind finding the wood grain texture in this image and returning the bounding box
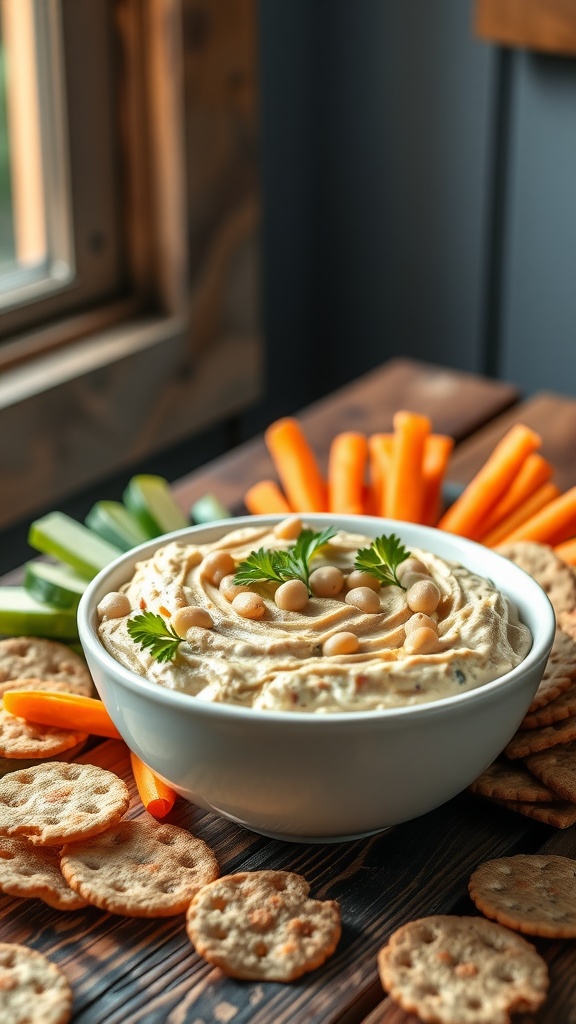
[475,0,576,56]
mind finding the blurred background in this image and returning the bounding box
[0,0,575,568]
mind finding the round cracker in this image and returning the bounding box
[0,638,92,697]
[0,836,87,911]
[0,761,130,846]
[0,941,73,1024]
[186,869,341,981]
[496,540,576,616]
[60,818,219,917]
[0,739,87,778]
[0,708,87,760]
[378,914,548,1024]
[469,854,576,938]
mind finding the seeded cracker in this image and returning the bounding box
[505,715,576,759]
[0,761,130,846]
[468,757,555,802]
[524,628,576,712]
[0,942,73,1024]
[378,914,548,1024]
[520,676,576,729]
[186,870,341,981]
[496,540,576,616]
[0,836,87,911]
[469,854,576,938]
[0,707,87,760]
[525,741,576,803]
[0,637,93,696]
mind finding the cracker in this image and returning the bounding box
[377,914,548,1024]
[0,740,87,778]
[0,941,73,1024]
[496,540,576,616]
[491,797,576,828]
[524,628,576,712]
[0,708,87,760]
[505,715,576,759]
[0,836,87,911]
[186,869,341,981]
[61,819,219,917]
[521,677,576,729]
[0,637,93,697]
[0,761,130,846]
[469,854,576,938]
[468,757,555,802]
[525,741,576,803]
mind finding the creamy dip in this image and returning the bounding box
[97,524,532,713]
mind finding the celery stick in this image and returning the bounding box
[123,475,188,537]
[28,512,122,579]
[190,493,232,524]
[85,500,149,552]
[0,587,79,639]
[24,561,87,611]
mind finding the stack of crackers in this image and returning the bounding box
[469,541,576,828]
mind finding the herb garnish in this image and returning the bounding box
[127,611,183,663]
[353,533,411,588]
[233,526,336,593]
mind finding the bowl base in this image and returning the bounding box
[224,814,394,845]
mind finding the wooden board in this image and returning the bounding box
[475,0,576,56]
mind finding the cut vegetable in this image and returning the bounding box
[28,512,122,579]
[328,432,368,515]
[190,493,233,524]
[243,480,291,515]
[0,586,79,639]
[123,475,188,538]
[130,751,177,818]
[264,417,328,512]
[85,500,149,551]
[24,560,87,611]
[2,690,122,739]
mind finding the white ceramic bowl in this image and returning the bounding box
[78,515,555,843]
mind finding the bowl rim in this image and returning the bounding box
[77,513,556,725]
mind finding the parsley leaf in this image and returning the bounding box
[353,533,411,588]
[127,611,183,663]
[233,526,336,592]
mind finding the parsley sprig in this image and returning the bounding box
[353,533,411,588]
[233,526,336,593]
[127,611,183,663]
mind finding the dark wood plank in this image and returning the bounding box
[475,0,576,56]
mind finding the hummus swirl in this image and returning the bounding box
[98,525,532,712]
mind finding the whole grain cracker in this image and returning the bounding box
[61,818,219,917]
[468,757,555,802]
[469,854,576,938]
[524,628,576,712]
[0,637,92,696]
[505,715,576,759]
[0,941,73,1024]
[0,836,87,911]
[491,797,576,828]
[496,540,576,616]
[186,869,341,981]
[525,741,576,803]
[521,677,576,729]
[0,707,87,760]
[0,740,87,778]
[0,761,130,846]
[377,914,548,1024]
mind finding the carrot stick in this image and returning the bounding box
[484,482,561,548]
[385,411,431,522]
[554,537,576,566]
[328,432,368,515]
[476,453,553,540]
[130,751,177,818]
[264,418,328,512]
[244,479,292,515]
[437,424,542,539]
[421,434,454,526]
[494,485,576,547]
[367,434,394,516]
[2,690,123,738]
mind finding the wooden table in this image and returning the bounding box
[1,357,576,1023]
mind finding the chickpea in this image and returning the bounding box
[405,612,438,636]
[397,557,429,581]
[345,569,380,593]
[345,587,381,614]
[232,592,266,620]
[201,550,235,586]
[407,579,441,615]
[400,571,430,591]
[219,574,251,603]
[403,626,439,655]
[323,631,359,656]
[273,516,303,541]
[172,605,214,636]
[309,565,344,597]
[97,592,131,620]
[275,579,309,611]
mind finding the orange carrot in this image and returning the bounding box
[554,537,576,566]
[244,479,291,515]
[494,485,576,547]
[2,690,123,738]
[367,434,394,516]
[328,432,368,515]
[437,424,542,539]
[385,411,431,522]
[476,452,553,540]
[264,417,327,512]
[130,751,177,818]
[484,482,561,548]
[421,434,454,526]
